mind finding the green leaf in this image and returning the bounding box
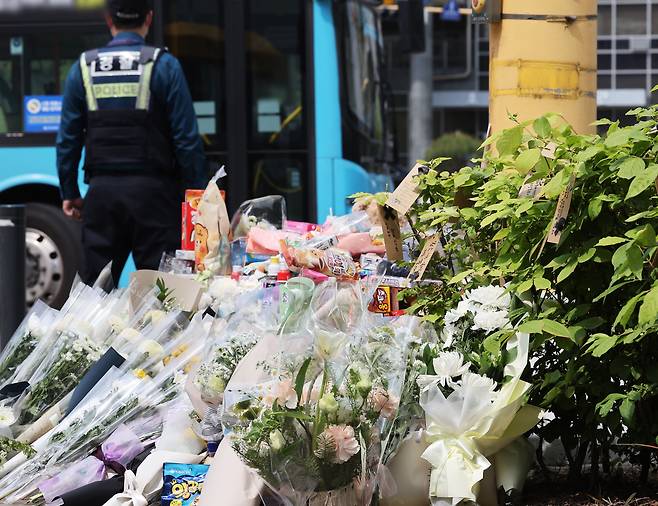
[534,277,551,290]
[588,198,603,220]
[449,270,473,285]
[638,285,658,326]
[492,228,510,241]
[620,398,636,426]
[515,148,541,175]
[588,333,617,357]
[543,320,572,339]
[604,129,631,148]
[517,320,545,334]
[557,259,578,283]
[616,156,645,179]
[517,279,534,294]
[533,117,551,138]
[577,248,596,264]
[541,170,567,199]
[578,317,605,329]
[575,145,603,162]
[515,200,534,217]
[596,236,627,247]
[496,126,523,156]
[518,319,570,338]
[615,293,643,329]
[597,393,626,417]
[294,357,312,404]
[629,224,656,247]
[625,163,658,200]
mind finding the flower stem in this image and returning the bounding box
[312,364,329,451]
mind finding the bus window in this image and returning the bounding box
[0,30,106,136]
[164,0,225,151]
[337,1,387,173]
[245,0,308,220]
[245,0,305,150]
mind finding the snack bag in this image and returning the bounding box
[195,167,231,274]
[162,462,210,506]
[181,190,204,251]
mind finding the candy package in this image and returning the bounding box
[162,462,209,506]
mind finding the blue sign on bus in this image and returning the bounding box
[23,96,63,133]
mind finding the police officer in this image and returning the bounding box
[57,0,207,286]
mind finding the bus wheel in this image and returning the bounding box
[25,203,82,309]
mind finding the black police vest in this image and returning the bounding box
[80,45,176,176]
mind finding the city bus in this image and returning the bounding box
[0,0,395,307]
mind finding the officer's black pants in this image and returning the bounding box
[81,174,181,287]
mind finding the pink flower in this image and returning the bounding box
[263,379,298,409]
[322,425,360,464]
[368,388,399,419]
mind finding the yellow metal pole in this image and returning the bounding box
[489,0,598,134]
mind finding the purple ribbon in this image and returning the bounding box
[39,424,144,503]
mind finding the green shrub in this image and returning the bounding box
[424,131,482,172]
[407,109,658,481]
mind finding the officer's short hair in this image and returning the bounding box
[106,0,153,29]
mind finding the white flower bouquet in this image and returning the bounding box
[0,335,203,503]
[0,300,58,386]
[418,333,541,506]
[194,287,282,406]
[441,285,511,350]
[222,280,410,506]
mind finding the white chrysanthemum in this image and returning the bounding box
[138,339,164,358]
[466,285,510,310]
[144,310,166,325]
[458,371,497,397]
[472,310,510,333]
[432,351,471,386]
[440,323,456,349]
[444,309,462,325]
[108,315,127,334]
[117,328,142,343]
[208,278,239,299]
[55,314,73,332]
[26,314,43,336]
[0,407,16,427]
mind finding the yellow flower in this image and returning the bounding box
[134,369,148,379]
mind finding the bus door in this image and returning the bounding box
[163,0,312,221]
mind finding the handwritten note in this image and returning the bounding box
[386,163,426,215]
[541,142,558,159]
[518,178,545,199]
[546,174,576,244]
[378,205,404,262]
[409,233,442,281]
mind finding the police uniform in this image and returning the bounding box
[57,31,207,285]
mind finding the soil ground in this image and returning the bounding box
[524,471,658,505]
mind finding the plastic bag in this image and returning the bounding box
[195,167,231,274]
[231,195,287,239]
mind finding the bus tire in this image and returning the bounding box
[25,203,82,309]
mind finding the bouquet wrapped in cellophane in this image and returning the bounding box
[0,300,58,387]
[413,285,542,506]
[193,286,282,407]
[222,278,413,506]
[0,330,204,503]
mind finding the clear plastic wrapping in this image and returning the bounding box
[231,195,287,239]
[0,300,58,386]
[221,280,413,505]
